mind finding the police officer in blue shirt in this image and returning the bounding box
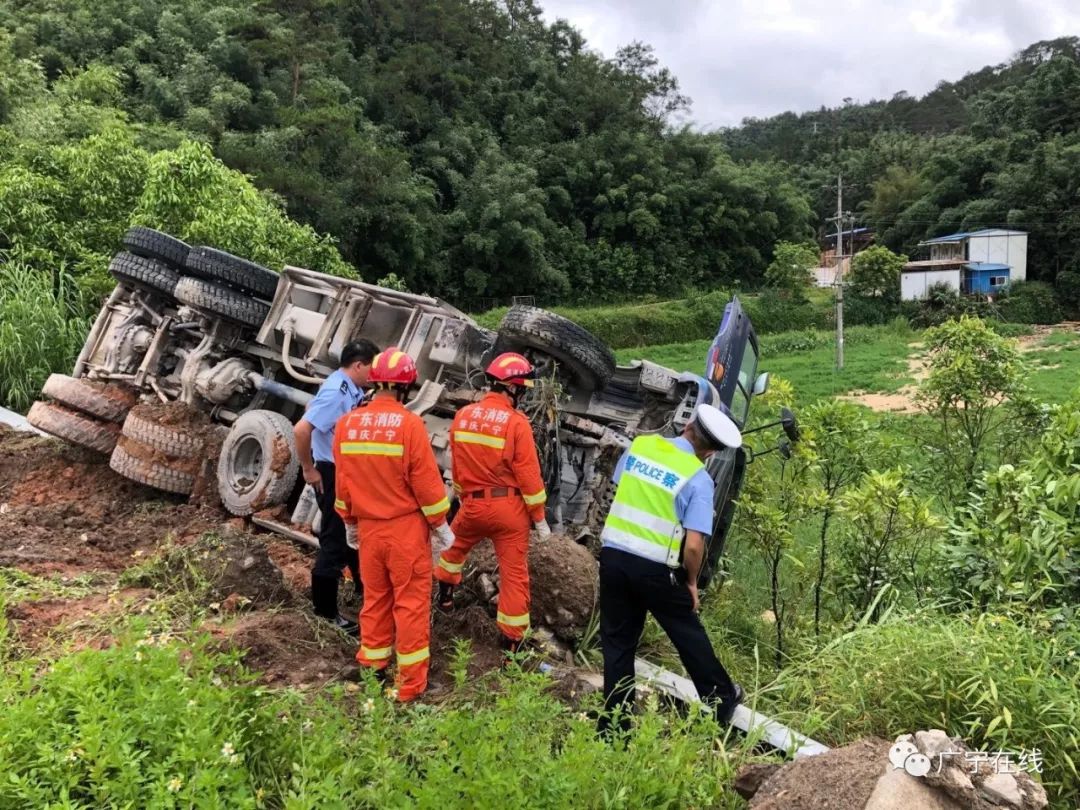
[294,339,379,635]
[597,404,743,736]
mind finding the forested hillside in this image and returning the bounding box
[3,1,1080,309]
[725,37,1080,286]
[0,0,812,308]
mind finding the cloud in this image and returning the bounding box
[539,0,1080,127]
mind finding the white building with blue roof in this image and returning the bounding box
[900,228,1028,300]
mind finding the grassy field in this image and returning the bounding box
[620,319,1080,407]
[619,321,919,405]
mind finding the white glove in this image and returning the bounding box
[432,522,455,554]
[345,522,359,550]
[534,520,552,543]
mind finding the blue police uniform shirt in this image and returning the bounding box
[305,369,363,463]
[611,436,715,536]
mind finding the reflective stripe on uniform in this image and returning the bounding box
[522,488,547,506]
[496,611,530,628]
[421,496,450,516]
[360,645,392,661]
[600,525,673,566]
[438,557,464,574]
[334,498,346,510]
[397,646,430,666]
[453,431,506,449]
[339,442,404,456]
[608,501,681,538]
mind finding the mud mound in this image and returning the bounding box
[740,731,1048,810]
[743,738,891,809]
[461,533,597,640]
[140,532,292,607]
[0,429,220,573]
[207,610,356,687]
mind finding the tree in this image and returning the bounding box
[836,468,942,615]
[764,241,817,300]
[850,245,906,300]
[799,401,883,635]
[915,316,1033,501]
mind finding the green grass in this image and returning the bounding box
[620,321,919,405]
[1022,328,1080,405]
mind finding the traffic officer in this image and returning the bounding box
[433,352,551,656]
[294,338,379,635]
[333,347,453,702]
[597,403,744,736]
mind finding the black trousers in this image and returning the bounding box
[310,461,361,608]
[598,547,737,734]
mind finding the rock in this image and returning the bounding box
[978,772,1022,807]
[734,763,781,800]
[916,729,959,759]
[865,766,966,810]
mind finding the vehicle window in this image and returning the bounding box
[731,339,758,424]
[737,339,758,392]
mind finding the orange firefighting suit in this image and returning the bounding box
[334,396,450,701]
[434,391,547,641]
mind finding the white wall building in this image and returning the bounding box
[900,229,1028,301]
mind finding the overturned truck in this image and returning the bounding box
[28,229,793,586]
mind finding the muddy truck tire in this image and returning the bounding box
[175,276,271,329]
[122,227,191,268]
[217,409,299,516]
[41,374,137,423]
[185,246,279,299]
[109,443,195,495]
[26,401,120,454]
[120,409,207,459]
[496,306,616,389]
[108,252,182,298]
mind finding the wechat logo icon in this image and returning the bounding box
[889,741,932,777]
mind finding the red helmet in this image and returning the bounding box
[369,347,418,386]
[486,352,535,387]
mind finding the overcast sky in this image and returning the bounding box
[539,0,1080,128]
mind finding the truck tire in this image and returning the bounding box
[185,246,279,299]
[174,276,270,329]
[26,401,120,455]
[122,227,190,268]
[497,306,616,389]
[120,410,205,459]
[41,374,137,423]
[109,252,181,298]
[109,443,195,495]
[217,409,299,516]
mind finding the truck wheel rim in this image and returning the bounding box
[232,435,264,492]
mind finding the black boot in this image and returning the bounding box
[436,582,455,613]
[312,574,358,636]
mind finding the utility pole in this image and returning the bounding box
[834,174,845,370]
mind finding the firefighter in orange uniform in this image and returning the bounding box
[333,347,453,701]
[434,352,551,655]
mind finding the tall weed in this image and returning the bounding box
[763,610,1080,805]
[0,262,88,411]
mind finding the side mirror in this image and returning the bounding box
[753,372,770,396]
[780,407,800,443]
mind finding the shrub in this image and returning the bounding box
[0,262,89,411]
[763,241,817,300]
[997,280,1062,325]
[766,611,1080,806]
[0,633,750,808]
[1054,270,1080,316]
[947,395,1080,616]
[843,293,901,326]
[849,245,906,300]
